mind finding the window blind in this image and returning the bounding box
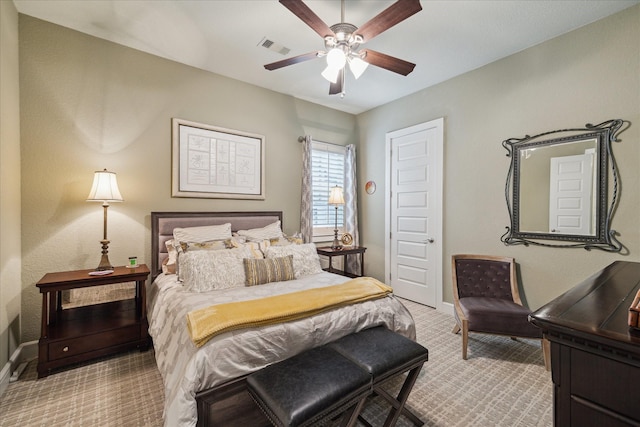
[311,141,345,232]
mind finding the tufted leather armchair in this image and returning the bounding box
[451,254,550,370]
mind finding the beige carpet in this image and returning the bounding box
[0,299,552,426]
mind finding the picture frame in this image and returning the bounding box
[172,118,265,199]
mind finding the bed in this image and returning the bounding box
[148,211,416,427]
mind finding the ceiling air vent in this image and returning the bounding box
[258,37,290,56]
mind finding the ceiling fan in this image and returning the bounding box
[264,0,422,97]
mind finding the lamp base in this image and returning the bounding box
[331,229,343,250]
[96,256,113,271]
[95,239,113,271]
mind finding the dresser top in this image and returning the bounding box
[530,261,640,350]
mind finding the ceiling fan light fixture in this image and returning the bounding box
[321,65,340,83]
[326,48,346,69]
[267,0,422,97]
[348,56,369,79]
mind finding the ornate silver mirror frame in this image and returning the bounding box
[501,119,623,252]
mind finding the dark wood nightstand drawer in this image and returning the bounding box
[48,324,139,361]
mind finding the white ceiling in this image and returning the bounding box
[14,0,639,114]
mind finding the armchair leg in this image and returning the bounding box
[452,324,461,334]
[462,326,468,360]
[541,338,551,371]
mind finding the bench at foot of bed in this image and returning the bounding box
[328,326,429,427]
[248,346,371,427]
[246,327,428,427]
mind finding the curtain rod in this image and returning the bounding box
[298,136,345,147]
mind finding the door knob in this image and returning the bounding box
[422,238,435,243]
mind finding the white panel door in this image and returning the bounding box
[385,118,443,308]
[549,153,594,235]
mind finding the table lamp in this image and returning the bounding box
[328,185,345,250]
[87,169,123,270]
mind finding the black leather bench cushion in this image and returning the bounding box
[247,346,371,427]
[458,297,542,338]
[328,326,429,383]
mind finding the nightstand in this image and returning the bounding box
[316,246,366,278]
[36,264,150,378]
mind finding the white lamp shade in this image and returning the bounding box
[321,65,340,83]
[328,185,345,206]
[326,48,346,69]
[87,169,123,202]
[348,56,369,79]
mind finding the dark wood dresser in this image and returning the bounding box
[530,261,640,427]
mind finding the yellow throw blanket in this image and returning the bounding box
[186,277,393,348]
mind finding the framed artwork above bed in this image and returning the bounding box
[171,118,265,199]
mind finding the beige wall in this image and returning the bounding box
[1,0,22,370]
[357,5,640,310]
[18,16,357,342]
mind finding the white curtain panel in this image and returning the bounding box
[344,144,361,273]
[300,136,314,243]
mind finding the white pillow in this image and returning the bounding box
[237,221,283,241]
[173,223,232,244]
[179,246,251,292]
[175,238,238,282]
[265,243,323,278]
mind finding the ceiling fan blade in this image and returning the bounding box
[329,68,344,95]
[356,0,422,42]
[264,51,323,71]
[361,49,416,76]
[279,0,335,39]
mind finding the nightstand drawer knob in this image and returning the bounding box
[63,346,69,352]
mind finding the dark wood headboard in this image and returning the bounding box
[150,211,283,280]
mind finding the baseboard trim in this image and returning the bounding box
[439,301,454,316]
[0,340,38,397]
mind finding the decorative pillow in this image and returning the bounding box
[242,241,268,259]
[237,221,283,241]
[173,223,232,244]
[162,239,178,275]
[161,257,176,275]
[173,238,228,280]
[231,234,247,244]
[244,255,295,286]
[177,238,238,253]
[179,247,251,292]
[265,243,323,278]
[268,234,304,246]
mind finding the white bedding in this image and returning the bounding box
[147,271,416,427]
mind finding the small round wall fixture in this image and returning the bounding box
[365,181,376,195]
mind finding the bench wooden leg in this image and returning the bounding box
[339,397,368,427]
[375,387,424,426]
[382,364,425,427]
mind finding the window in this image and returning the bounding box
[311,141,345,240]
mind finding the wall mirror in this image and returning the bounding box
[501,119,623,252]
